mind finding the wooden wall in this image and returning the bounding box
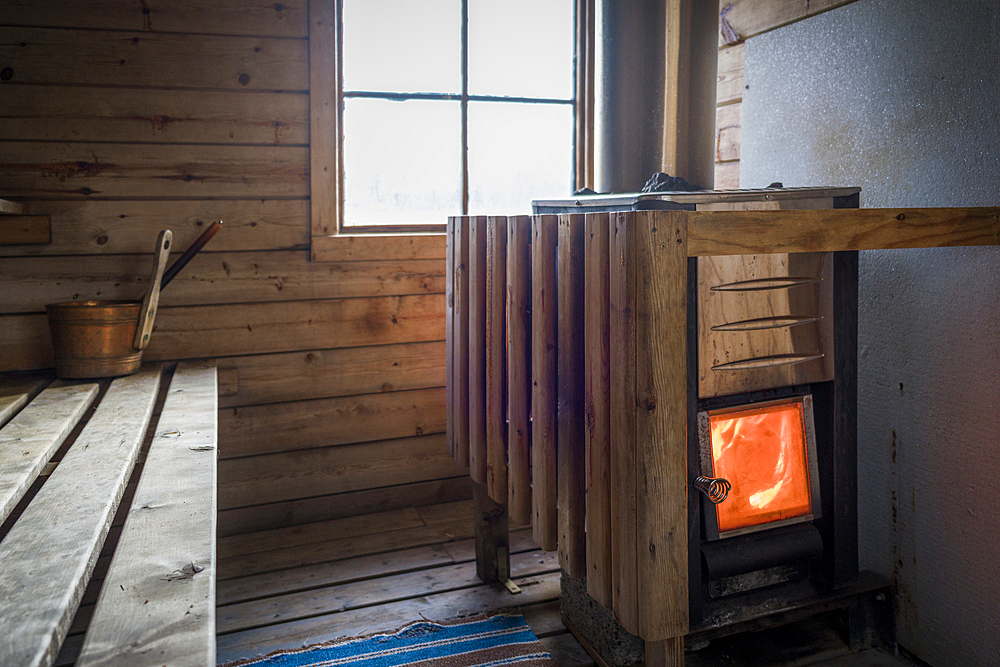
[0,0,468,537]
[714,42,743,189]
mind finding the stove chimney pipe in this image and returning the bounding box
[596,0,718,193]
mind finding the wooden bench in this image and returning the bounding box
[0,362,218,667]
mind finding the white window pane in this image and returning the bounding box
[468,0,574,99]
[343,99,462,226]
[343,0,461,94]
[468,102,574,216]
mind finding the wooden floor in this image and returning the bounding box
[216,499,594,666]
[216,499,913,667]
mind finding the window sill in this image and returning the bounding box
[310,232,446,262]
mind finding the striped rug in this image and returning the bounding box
[223,614,558,667]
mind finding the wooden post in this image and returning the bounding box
[468,216,489,484]
[473,481,510,584]
[531,215,559,551]
[446,217,455,458]
[506,216,532,526]
[634,211,688,642]
[557,214,587,577]
[485,216,508,504]
[584,212,613,604]
[609,211,639,634]
[453,217,470,468]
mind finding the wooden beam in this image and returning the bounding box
[584,212,612,603]
[0,215,50,245]
[686,207,1000,256]
[634,211,688,641]
[718,0,859,46]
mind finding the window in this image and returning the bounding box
[310,0,594,239]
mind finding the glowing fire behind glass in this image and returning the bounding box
[709,401,813,533]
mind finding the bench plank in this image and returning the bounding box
[0,366,161,667]
[77,362,217,667]
[0,373,52,428]
[0,383,99,524]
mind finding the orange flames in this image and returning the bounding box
[709,401,813,533]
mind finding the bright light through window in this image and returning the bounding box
[341,0,576,227]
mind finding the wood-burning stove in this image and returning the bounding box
[445,194,999,666]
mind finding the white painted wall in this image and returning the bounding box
[739,1,1000,664]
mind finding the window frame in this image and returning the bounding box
[308,0,594,257]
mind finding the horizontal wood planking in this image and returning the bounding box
[0,252,444,313]
[219,528,535,606]
[0,0,307,38]
[0,27,307,90]
[686,207,1000,256]
[217,476,471,537]
[716,42,744,106]
[311,233,447,261]
[216,567,560,663]
[220,509,419,561]
[0,199,309,257]
[219,433,463,508]
[215,342,445,408]
[715,102,741,163]
[0,142,307,199]
[0,215,50,245]
[0,85,307,144]
[0,294,445,372]
[719,0,858,46]
[219,516,476,581]
[218,389,446,459]
[217,550,557,635]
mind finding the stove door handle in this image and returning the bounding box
[694,476,731,504]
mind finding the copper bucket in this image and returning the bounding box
[46,230,173,379]
[46,300,147,378]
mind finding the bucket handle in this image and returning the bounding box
[134,229,173,350]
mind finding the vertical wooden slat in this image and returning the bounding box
[468,217,489,484]
[584,212,613,605]
[453,217,471,468]
[557,214,587,576]
[485,216,508,504]
[531,215,559,551]
[634,210,689,641]
[506,215,532,526]
[609,211,639,634]
[446,217,456,458]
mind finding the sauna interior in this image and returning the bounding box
[0,1,997,666]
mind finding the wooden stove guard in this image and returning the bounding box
[445,207,1000,654]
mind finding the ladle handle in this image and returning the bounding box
[161,220,223,290]
[134,229,172,350]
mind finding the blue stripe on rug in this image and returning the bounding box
[227,614,558,667]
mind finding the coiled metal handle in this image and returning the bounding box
[694,476,731,504]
